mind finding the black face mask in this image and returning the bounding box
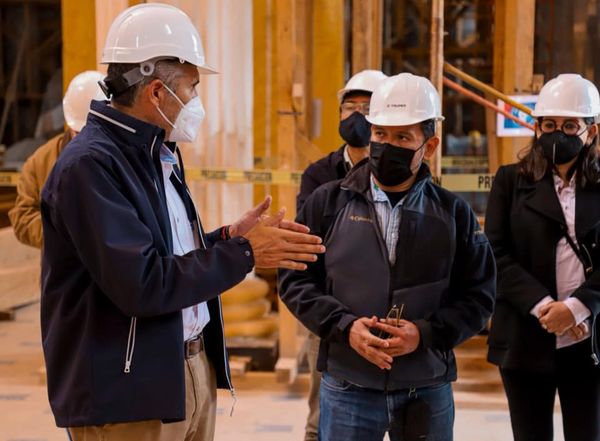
[369,140,426,186]
[538,131,586,165]
[339,111,371,147]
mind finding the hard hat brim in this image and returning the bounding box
[366,114,445,126]
[531,109,597,118]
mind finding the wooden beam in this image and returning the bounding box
[61,0,97,91]
[310,0,345,154]
[252,0,276,206]
[274,0,301,375]
[351,0,383,72]
[492,0,535,169]
[429,0,444,177]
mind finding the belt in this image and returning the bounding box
[184,334,204,359]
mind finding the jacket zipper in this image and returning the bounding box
[122,135,160,374]
[124,317,137,373]
[592,314,599,366]
[367,199,402,392]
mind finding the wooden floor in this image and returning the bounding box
[0,303,566,441]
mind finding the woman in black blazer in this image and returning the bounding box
[486,74,600,441]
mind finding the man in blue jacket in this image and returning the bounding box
[40,5,324,441]
[279,73,496,441]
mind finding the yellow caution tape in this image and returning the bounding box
[0,172,20,187]
[440,174,495,192]
[185,168,303,185]
[0,170,495,192]
[441,156,488,168]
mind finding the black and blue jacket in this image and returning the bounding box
[279,162,496,391]
[40,100,254,427]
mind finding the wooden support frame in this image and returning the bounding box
[490,0,535,171]
[61,0,97,91]
[273,0,303,384]
[429,0,444,177]
[351,0,383,73]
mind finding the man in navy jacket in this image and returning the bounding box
[40,5,324,441]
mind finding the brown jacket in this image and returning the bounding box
[8,132,71,248]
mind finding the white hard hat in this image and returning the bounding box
[63,71,106,132]
[366,73,444,126]
[101,3,216,74]
[337,70,388,103]
[532,74,600,118]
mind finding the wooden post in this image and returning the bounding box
[429,0,444,177]
[61,0,97,91]
[273,0,302,383]
[351,0,383,72]
[492,0,536,170]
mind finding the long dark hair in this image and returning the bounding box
[517,117,600,188]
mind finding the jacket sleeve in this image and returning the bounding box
[415,203,496,351]
[8,154,44,249]
[46,154,254,318]
[297,165,324,211]
[572,262,600,317]
[278,189,357,342]
[484,165,550,315]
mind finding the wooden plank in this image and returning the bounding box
[275,0,301,372]
[310,0,344,154]
[252,0,275,206]
[351,0,383,72]
[429,0,444,177]
[492,0,535,167]
[274,356,298,384]
[61,0,96,91]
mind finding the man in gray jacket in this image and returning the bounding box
[278,73,495,441]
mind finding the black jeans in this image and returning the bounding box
[500,341,600,441]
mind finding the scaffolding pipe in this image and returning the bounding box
[444,62,533,116]
[443,76,535,131]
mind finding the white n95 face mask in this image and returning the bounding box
[155,82,205,143]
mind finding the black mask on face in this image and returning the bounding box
[339,111,371,147]
[369,140,426,186]
[538,131,586,165]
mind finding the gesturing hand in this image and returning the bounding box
[348,317,393,370]
[229,196,312,238]
[539,301,576,335]
[242,208,325,271]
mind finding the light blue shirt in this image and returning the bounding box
[370,175,406,265]
[160,145,210,340]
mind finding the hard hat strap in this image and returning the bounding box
[101,67,146,98]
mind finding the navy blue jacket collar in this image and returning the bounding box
[87,100,167,152]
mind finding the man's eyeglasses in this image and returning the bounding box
[377,303,404,339]
[539,118,589,137]
[341,102,370,115]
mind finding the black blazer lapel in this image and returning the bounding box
[576,185,600,238]
[522,175,566,226]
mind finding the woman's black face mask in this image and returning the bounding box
[537,131,587,165]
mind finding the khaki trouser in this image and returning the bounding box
[305,332,321,441]
[68,350,216,441]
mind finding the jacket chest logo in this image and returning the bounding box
[349,214,373,223]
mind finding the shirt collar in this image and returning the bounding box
[343,145,354,169]
[553,171,576,193]
[160,144,178,165]
[370,174,390,203]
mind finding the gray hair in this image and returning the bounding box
[106,59,185,107]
